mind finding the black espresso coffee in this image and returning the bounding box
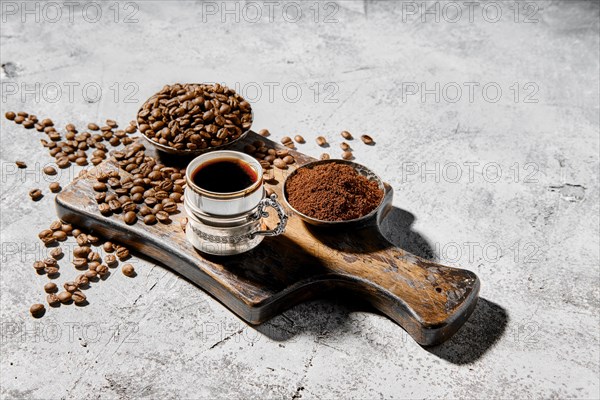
[192,158,258,193]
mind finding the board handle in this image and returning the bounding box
[312,184,480,346]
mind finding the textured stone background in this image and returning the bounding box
[1,1,598,399]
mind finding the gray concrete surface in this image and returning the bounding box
[1,1,599,398]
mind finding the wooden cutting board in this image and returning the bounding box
[56,132,480,346]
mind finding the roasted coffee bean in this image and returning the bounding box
[139,205,153,216]
[320,153,331,160]
[87,252,101,262]
[342,151,353,160]
[72,291,87,305]
[33,261,46,272]
[180,217,188,232]
[75,274,89,288]
[43,257,57,267]
[163,201,177,214]
[47,294,60,307]
[56,158,70,168]
[38,229,53,239]
[95,192,106,203]
[283,155,295,164]
[23,120,35,129]
[132,192,144,203]
[16,161,26,168]
[99,203,111,215]
[88,123,100,131]
[49,247,63,259]
[88,261,100,271]
[143,214,157,225]
[43,166,57,175]
[57,291,72,303]
[49,182,61,193]
[73,258,88,269]
[71,228,82,237]
[73,246,91,258]
[85,270,98,279]
[105,254,117,266]
[294,135,305,144]
[29,189,43,201]
[61,224,73,235]
[122,201,137,213]
[316,136,327,146]
[122,264,135,277]
[361,135,374,145]
[144,197,157,207]
[53,231,67,241]
[64,281,78,292]
[89,235,100,245]
[30,304,45,318]
[93,182,108,192]
[156,210,171,223]
[273,159,287,169]
[123,211,137,225]
[115,247,130,260]
[108,199,122,212]
[341,130,353,140]
[103,242,115,253]
[280,136,292,145]
[45,266,59,277]
[14,115,25,124]
[276,149,289,157]
[5,111,16,120]
[49,220,62,231]
[258,128,270,137]
[44,282,58,293]
[96,264,109,276]
[65,123,76,132]
[340,142,351,151]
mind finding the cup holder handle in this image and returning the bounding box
[249,194,288,238]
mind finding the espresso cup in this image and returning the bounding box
[184,150,287,255]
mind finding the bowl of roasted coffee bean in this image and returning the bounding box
[137,83,253,156]
[283,159,388,227]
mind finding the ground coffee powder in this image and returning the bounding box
[286,163,383,221]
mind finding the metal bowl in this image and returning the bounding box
[282,159,391,227]
[136,84,253,157]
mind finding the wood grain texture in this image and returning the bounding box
[56,132,480,346]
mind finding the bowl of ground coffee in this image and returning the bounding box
[283,159,386,227]
[137,83,253,156]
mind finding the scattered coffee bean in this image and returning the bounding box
[115,247,130,260]
[274,158,287,169]
[44,282,58,293]
[29,189,43,201]
[93,182,107,192]
[30,304,45,318]
[316,136,327,146]
[53,231,67,241]
[88,123,100,131]
[283,155,295,164]
[49,248,63,259]
[43,257,57,267]
[85,270,98,279]
[105,254,117,266]
[33,261,46,272]
[43,166,57,175]
[122,264,135,277]
[57,291,72,304]
[258,129,270,137]
[75,274,89,288]
[143,214,157,225]
[156,211,170,223]
[281,136,292,145]
[45,267,59,277]
[72,291,87,305]
[96,264,109,276]
[73,246,91,258]
[340,142,350,151]
[294,135,305,144]
[342,151,353,160]
[5,111,16,120]
[64,281,78,292]
[320,153,331,160]
[16,161,26,168]
[47,294,60,307]
[88,252,102,262]
[123,211,137,225]
[361,134,374,145]
[99,203,111,215]
[103,242,114,253]
[72,258,88,269]
[50,221,62,231]
[341,130,353,140]
[49,182,61,193]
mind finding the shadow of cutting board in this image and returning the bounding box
[56,132,480,346]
